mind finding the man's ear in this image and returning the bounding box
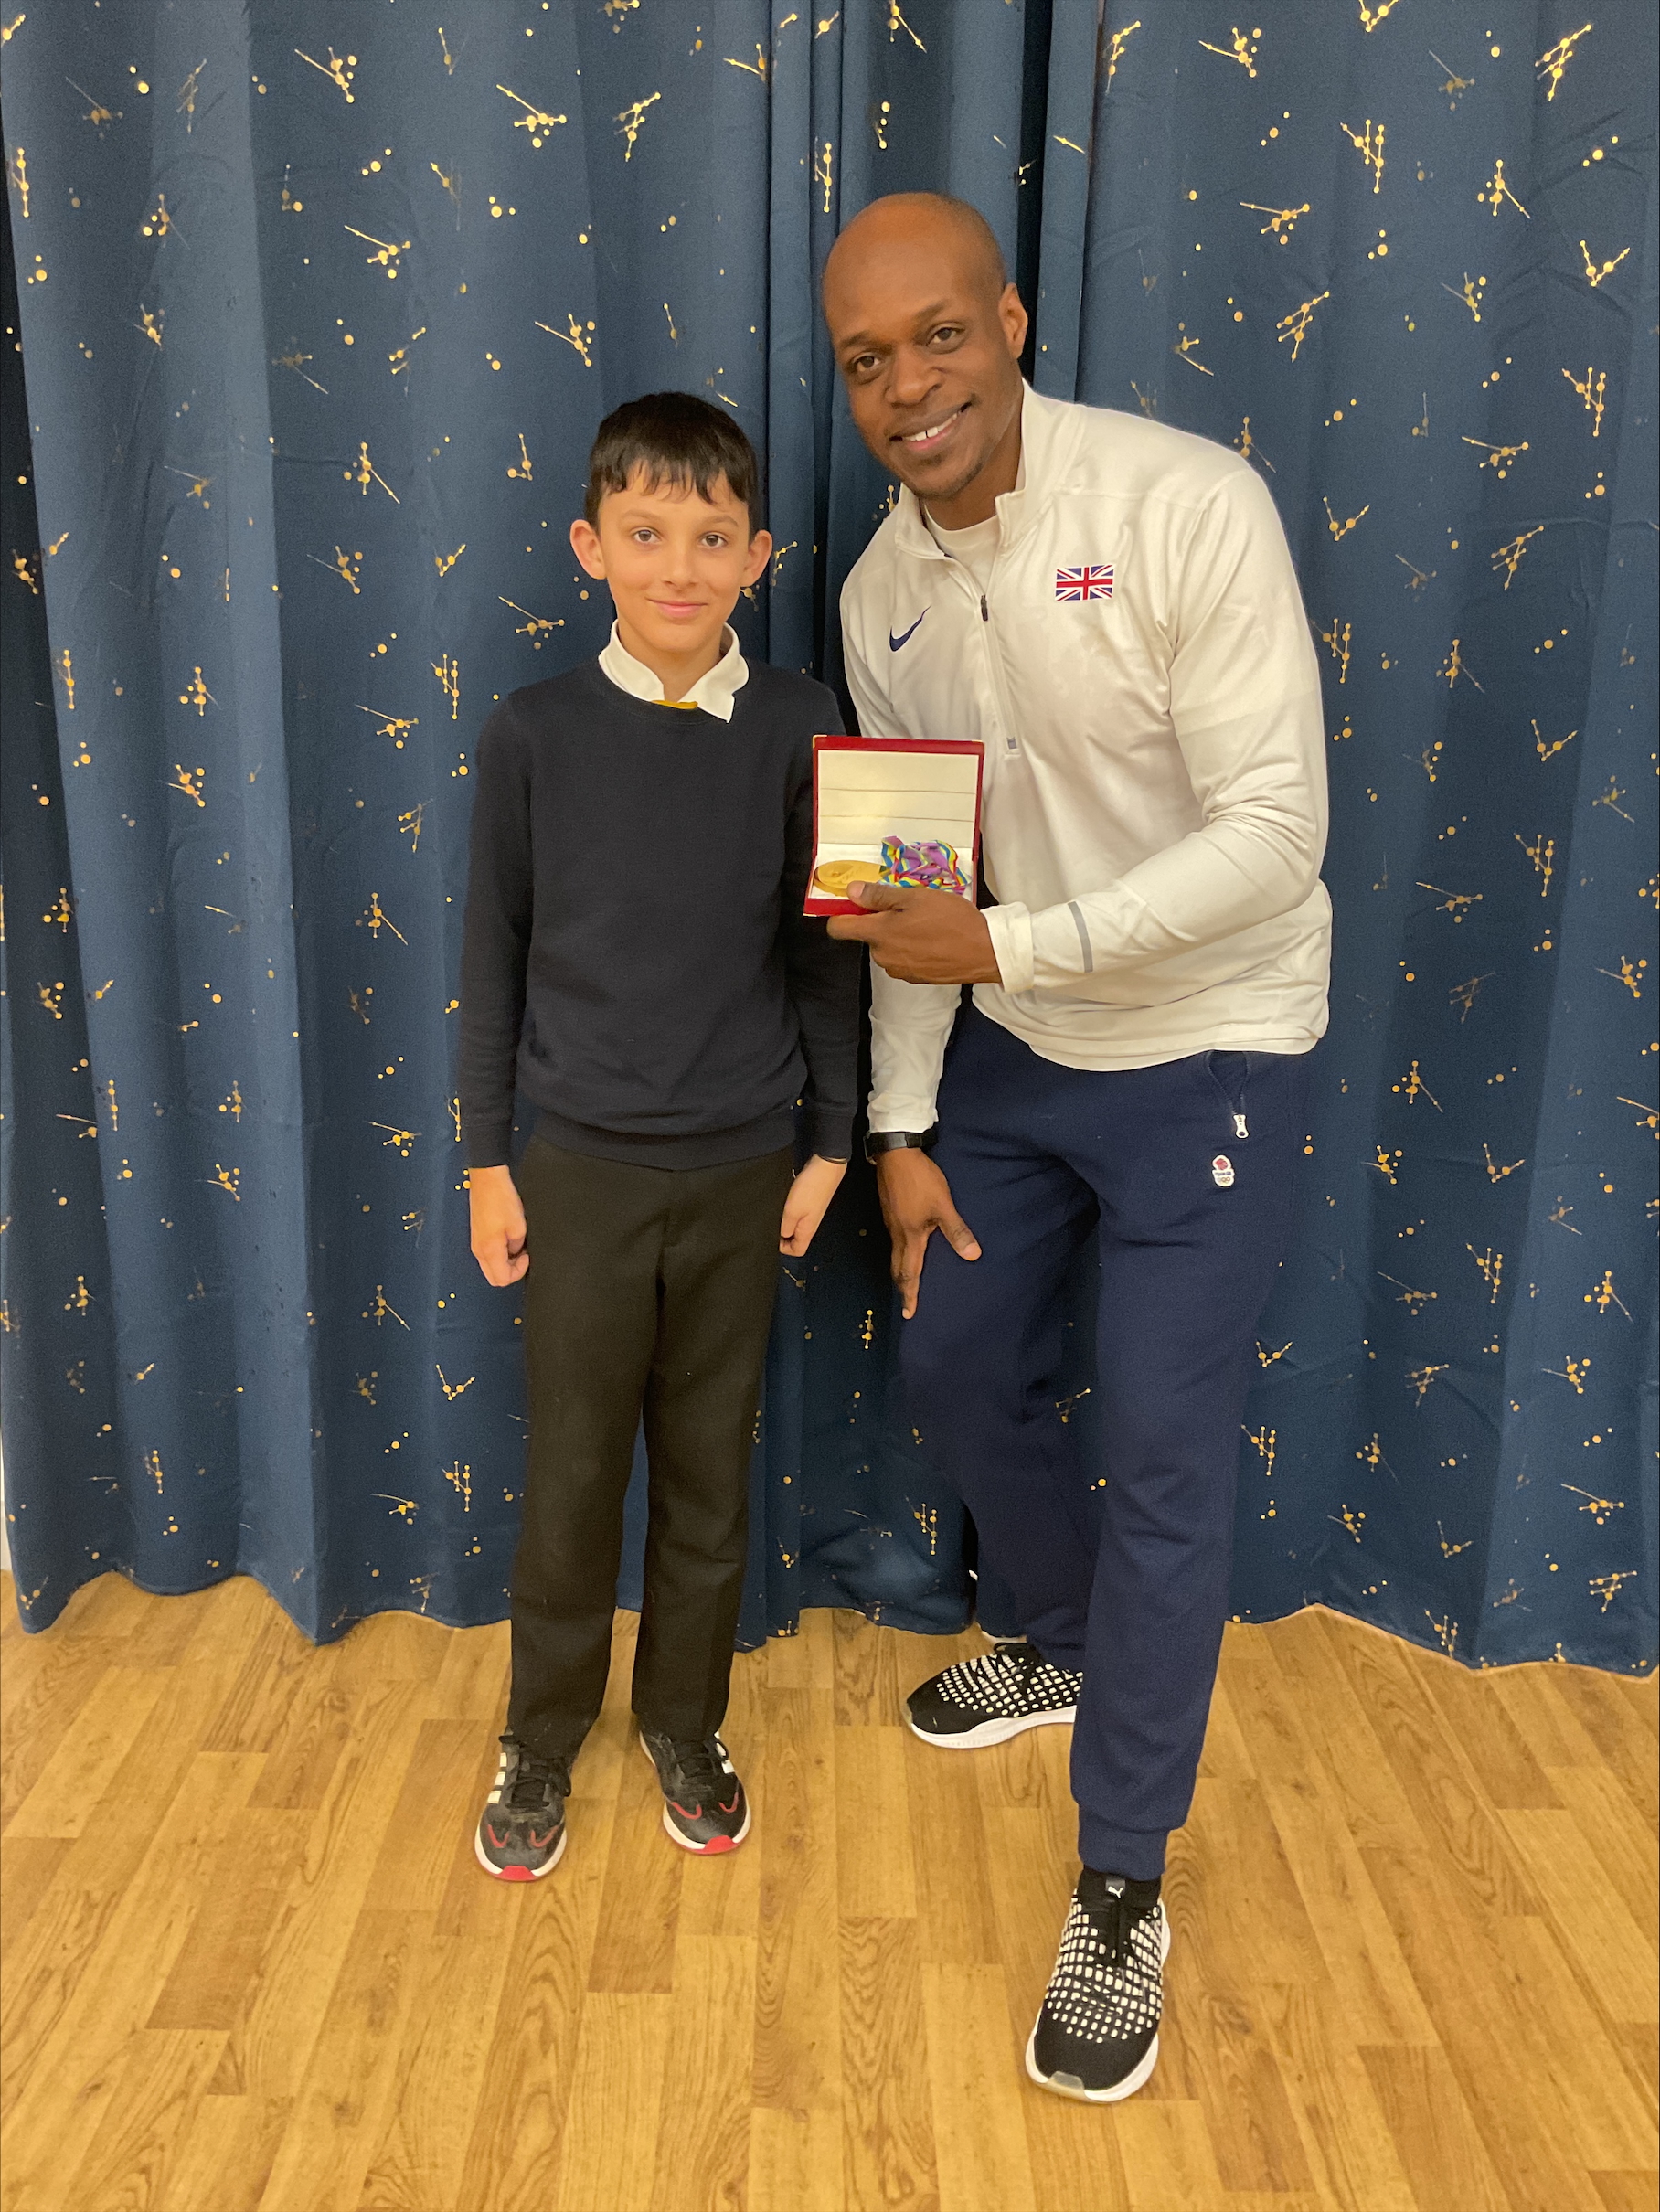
[999,282,1028,362]
[740,527,774,589]
[569,516,607,579]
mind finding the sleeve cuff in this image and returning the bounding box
[803,1105,854,1162]
[983,902,1034,994]
[465,1123,514,1171]
[866,1102,939,1135]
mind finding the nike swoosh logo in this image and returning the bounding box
[889,611,927,652]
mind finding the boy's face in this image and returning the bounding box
[570,470,771,667]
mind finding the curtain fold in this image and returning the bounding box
[3,2,1654,1672]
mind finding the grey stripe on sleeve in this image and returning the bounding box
[1068,901,1095,973]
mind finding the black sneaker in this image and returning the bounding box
[1026,1870,1169,2102]
[906,1640,1081,1748]
[474,1736,569,1882]
[638,1728,750,1855]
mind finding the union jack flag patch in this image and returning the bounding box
[1055,563,1114,601]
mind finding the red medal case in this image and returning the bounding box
[804,735,985,919]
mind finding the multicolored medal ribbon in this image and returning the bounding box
[879,837,970,894]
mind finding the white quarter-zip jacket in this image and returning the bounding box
[841,385,1331,1133]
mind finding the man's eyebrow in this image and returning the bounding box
[835,300,963,349]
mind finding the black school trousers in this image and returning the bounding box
[505,1135,794,1760]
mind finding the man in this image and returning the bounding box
[823,194,1328,2103]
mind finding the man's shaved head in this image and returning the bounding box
[822,192,1027,528]
[824,193,1008,309]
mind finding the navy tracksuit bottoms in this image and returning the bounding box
[901,1006,1308,1880]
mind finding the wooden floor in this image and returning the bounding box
[1,1573,1655,2212]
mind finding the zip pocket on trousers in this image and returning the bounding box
[1205,1050,1251,1141]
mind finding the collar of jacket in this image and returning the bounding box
[883,383,1087,565]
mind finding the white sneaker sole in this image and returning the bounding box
[909,1705,1077,1750]
[659,1796,752,1853]
[1024,1914,1172,2103]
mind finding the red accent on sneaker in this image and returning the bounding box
[486,1824,509,1846]
[495,1863,534,1881]
[669,1800,701,1820]
[698,1834,737,1854]
[718,1792,739,1813]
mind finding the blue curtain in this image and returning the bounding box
[3,3,1654,1674]
[1028,1,1658,1674]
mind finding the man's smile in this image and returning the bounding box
[895,402,970,452]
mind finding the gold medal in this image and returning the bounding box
[813,858,876,897]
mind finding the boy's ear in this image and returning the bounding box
[569,516,606,579]
[740,527,773,590]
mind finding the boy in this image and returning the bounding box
[459,392,859,1878]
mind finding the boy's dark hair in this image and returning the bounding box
[584,392,763,535]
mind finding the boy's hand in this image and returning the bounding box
[470,1164,528,1285]
[780,1154,848,1257]
[825,881,1002,985]
[876,1149,981,1319]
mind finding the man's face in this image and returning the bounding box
[824,225,1027,511]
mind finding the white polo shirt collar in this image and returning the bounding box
[598,621,749,722]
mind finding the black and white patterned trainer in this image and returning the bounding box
[1026,1870,1169,2102]
[906,1639,1081,1749]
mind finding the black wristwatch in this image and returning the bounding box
[863,1126,939,1165]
